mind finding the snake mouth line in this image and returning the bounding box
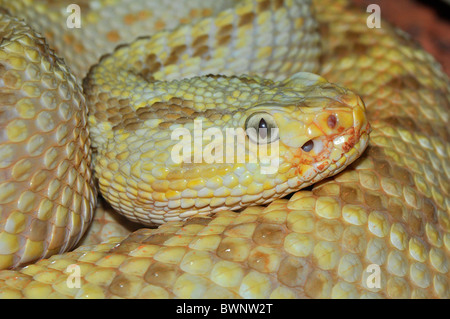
[314,125,369,176]
[294,122,370,185]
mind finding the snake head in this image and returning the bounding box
[243,72,370,187]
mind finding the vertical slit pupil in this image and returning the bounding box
[258,118,267,139]
[259,118,267,129]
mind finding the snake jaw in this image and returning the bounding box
[283,89,370,185]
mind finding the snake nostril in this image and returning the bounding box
[301,140,314,152]
[327,114,337,129]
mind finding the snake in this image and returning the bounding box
[0,0,448,299]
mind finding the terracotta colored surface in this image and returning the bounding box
[352,0,450,75]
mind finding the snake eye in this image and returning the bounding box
[245,112,279,144]
[258,118,267,139]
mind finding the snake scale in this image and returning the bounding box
[0,0,448,299]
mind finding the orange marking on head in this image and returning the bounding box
[328,126,357,152]
[342,131,357,152]
[313,122,327,135]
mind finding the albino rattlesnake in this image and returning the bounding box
[0,0,448,298]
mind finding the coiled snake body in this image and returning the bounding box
[0,0,448,298]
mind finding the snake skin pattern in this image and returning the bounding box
[0,0,448,298]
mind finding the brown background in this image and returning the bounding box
[352,0,450,75]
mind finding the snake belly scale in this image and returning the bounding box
[0,0,448,299]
